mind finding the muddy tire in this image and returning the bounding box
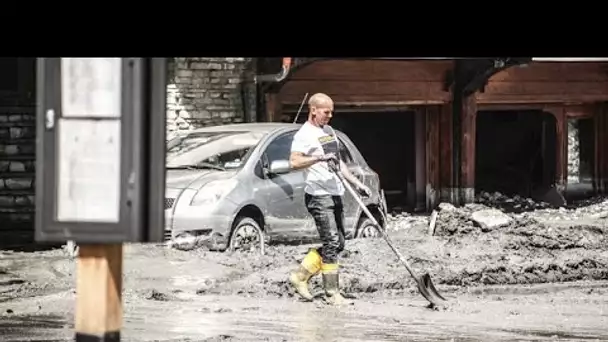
[228,217,266,255]
[355,217,383,239]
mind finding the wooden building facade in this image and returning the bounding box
[257,58,608,211]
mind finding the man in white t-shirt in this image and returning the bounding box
[288,93,371,305]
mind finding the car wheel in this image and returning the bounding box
[355,216,383,239]
[228,217,266,255]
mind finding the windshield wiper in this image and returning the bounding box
[167,162,226,171]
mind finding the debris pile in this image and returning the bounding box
[431,201,539,237]
[185,188,607,297]
[385,212,429,232]
[439,221,608,287]
[521,196,608,222]
[475,191,553,212]
[427,191,608,237]
[173,191,608,300]
[192,211,608,298]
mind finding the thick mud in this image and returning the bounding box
[167,208,608,303]
[2,213,607,303]
[2,197,608,340]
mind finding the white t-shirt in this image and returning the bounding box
[290,121,345,196]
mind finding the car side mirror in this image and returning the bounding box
[268,160,291,175]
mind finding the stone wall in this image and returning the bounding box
[0,106,36,246]
[165,57,257,139]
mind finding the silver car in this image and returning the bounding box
[164,123,388,252]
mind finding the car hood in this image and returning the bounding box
[166,169,238,190]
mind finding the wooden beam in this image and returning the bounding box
[476,62,608,104]
[414,108,427,211]
[595,103,608,194]
[280,81,450,104]
[439,104,454,203]
[544,105,568,193]
[75,244,123,341]
[460,95,477,203]
[425,105,441,210]
[478,103,549,111]
[564,104,595,119]
[479,103,597,116]
[594,105,602,193]
[264,92,282,122]
[281,100,447,110]
[603,106,608,193]
[449,58,532,97]
[278,59,453,105]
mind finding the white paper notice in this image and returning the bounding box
[56,119,121,222]
[61,58,122,118]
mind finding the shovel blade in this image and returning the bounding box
[416,273,447,307]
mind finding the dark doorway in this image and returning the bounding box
[475,110,557,197]
[330,111,416,211]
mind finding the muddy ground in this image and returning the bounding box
[2,194,608,341]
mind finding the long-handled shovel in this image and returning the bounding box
[332,168,448,307]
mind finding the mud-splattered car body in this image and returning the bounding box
[164,123,388,251]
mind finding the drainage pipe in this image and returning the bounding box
[254,57,292,83]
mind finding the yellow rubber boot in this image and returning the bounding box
[321,263,349,305]
[289,249,322,301]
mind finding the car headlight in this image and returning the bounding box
[190,179,238,206]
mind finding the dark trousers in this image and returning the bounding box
[304,193,346,264]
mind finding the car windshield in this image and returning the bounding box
[166,130,266,171]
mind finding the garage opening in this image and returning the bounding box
[281,109,419,211]
[566,116,595,200]
[475,110,557,198]
[329,111,416,212]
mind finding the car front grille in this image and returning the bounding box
[164,198,175,209]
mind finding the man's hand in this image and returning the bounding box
[317,153,338,163]
[318,153,340,172]
[356,183,372,197]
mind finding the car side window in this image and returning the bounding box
[338,138,354,164]
[264,131,296,165]
[263,131,353,166]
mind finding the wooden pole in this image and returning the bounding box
[75,244,123,342]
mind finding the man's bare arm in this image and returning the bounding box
[339,160,371,196]
[290,152,320,170]
[339,160,364,188]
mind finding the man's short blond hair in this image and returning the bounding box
[308,93,334,109]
